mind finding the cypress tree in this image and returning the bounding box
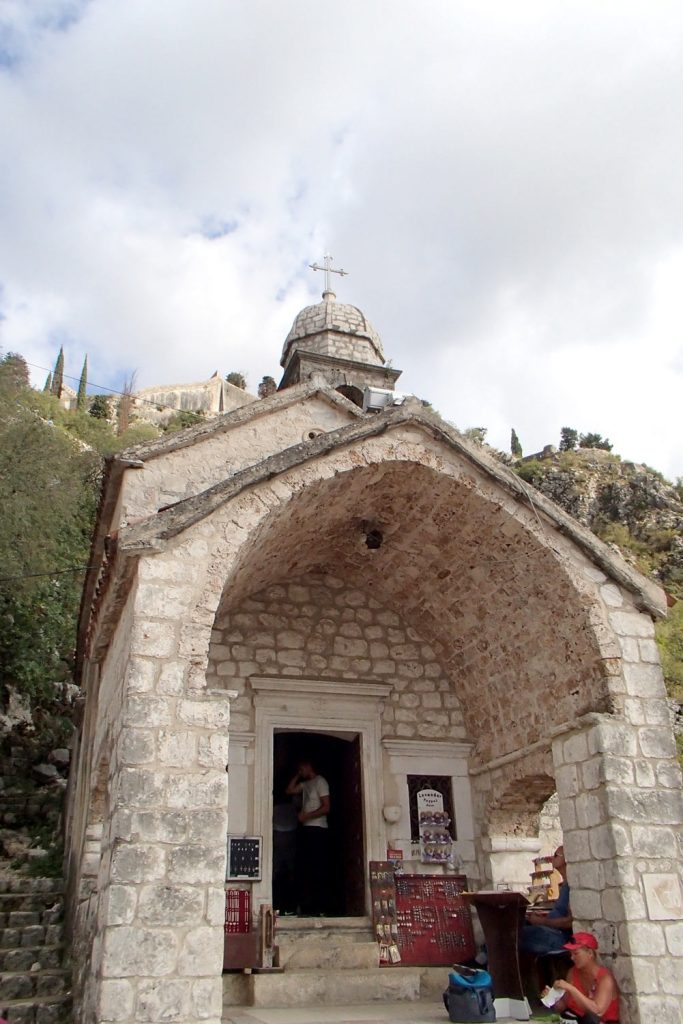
[43,372,53,393]
[51,347,64,398]
[77,356,88,410]
[511,428,523,458]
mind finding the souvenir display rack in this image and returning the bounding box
[370,862,475,967]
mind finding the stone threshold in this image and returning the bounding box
[222,1003,522,1024]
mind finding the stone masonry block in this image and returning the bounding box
[197,733,230,768]
[613,955,658,994]
[601,885,646,922]
[575,860,605,891]
[136,583,196,620]
[587,722,638,757]
[638,726,677,759]
[206,887,226,926]
[618,636,639,662]
[634,759,656,787]
[120,729,156,765]
[665,921,683,956]
[563,731,588,764]
[167,845,226,884]
[188,809,229,845]
[135,978,191,1022]
[608,610,654,639]
[130,619,177,658]
[124,696,173,729]
[562,831,591,862]
[177,699,230,730]
[110,843,166,884]
[192,977,223,1019]
[118,768,166,809]
[600,583,623,607]
[657,957,683,995]
[158,730,198,767]
[99,978,135,1021]
[574,792,605,829]
[638,638,661,663]
[157,661,188,695]
[105,885,138,925]
[102,925,179,977]
[589,823,631,859]
[165,772,228,810]
[607,787,683,826]
[131,810,188,844]
[555,764,580,799]
[620,921,667,956]
[177,925,224,976]
[570,889,602,920]
[127,658,158,694]
[622,662,667,698]
[137,885,204,927]
[631,996,682,1024]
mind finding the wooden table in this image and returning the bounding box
[462,891,530,1020]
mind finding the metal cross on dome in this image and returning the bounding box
[309,253,348,296]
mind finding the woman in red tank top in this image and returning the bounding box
[554,932,619,1022]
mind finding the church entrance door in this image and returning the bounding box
[273,730,365,916]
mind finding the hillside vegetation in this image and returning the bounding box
[1,354,682,765]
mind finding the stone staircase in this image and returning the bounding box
[0,875,71,1023]
[223,917,447,1012]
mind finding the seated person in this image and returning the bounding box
[554,931,619,1023]
[521,845,572,953]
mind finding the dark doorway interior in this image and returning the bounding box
[273,730,366,916]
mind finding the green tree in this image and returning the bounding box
[258,375,277,399]
[51,346,64,398]
[579,432,613,451]
[559,427,578,451]
[162,410,206,433]
[0,352,30,391]
[226,371,247,390]
[43,371,53,393]
[77,356,88,410]
[510,428,523,458]
[89,394,112,420]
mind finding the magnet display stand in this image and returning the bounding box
[417,788,453,864]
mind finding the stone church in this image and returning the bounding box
[64,280,683,1024]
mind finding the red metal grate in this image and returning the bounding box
[224,889,251,933]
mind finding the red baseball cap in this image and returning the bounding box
[564,932,599,951]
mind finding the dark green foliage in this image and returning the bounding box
[51,346,64,398]
[514,458,545,484]
[43,371,53,392]
[162,410,206,433]
[0,352,30,391]
[77,356,88,410]
[579,432,613,451]
[89,394,112,419]
[656,602,683,704]
[559,427,578,451]
[226,371,247,389]
[258,375,277,399]
[510,428,523,458]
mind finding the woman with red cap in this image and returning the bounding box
[554,931,619,1023]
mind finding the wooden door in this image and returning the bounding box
[341,734,366,915]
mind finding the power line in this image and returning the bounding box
[0,565,96,584]
[24,360,201,414]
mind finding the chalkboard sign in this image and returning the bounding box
[227,836,262,880]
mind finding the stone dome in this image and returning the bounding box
[280,294,386,369]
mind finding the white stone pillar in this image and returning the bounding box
[93,686,235,1024]
[553,712,683,1024]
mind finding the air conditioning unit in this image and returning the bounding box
[363,387,405,413]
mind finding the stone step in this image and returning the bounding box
[3,994,72,1024]
[1,924,63,948]
[0,906,62,928]
[275,917,378,970]
[232,967,423,1008]
[0,944,63,971]
[1,969,70,999]
[0,877,63,895]
[0,891,64,913]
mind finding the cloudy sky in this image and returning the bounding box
[1,0,682,477]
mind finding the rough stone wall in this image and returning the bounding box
[207,572,466,743]
[552,599,683,1024]
[119,395,355,522]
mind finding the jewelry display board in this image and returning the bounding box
[226,835,262,880]
[369,862,475,967]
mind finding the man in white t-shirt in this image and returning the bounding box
[286,759,331,914]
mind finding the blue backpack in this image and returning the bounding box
[443,966,496,1023]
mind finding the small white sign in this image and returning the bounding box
[643,873,683,921]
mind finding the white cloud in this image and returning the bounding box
[1,0,682,477]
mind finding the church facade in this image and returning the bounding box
[65,289,683,1024]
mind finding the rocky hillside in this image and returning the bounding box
[510,446,683,751]
[513,447,683,596]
